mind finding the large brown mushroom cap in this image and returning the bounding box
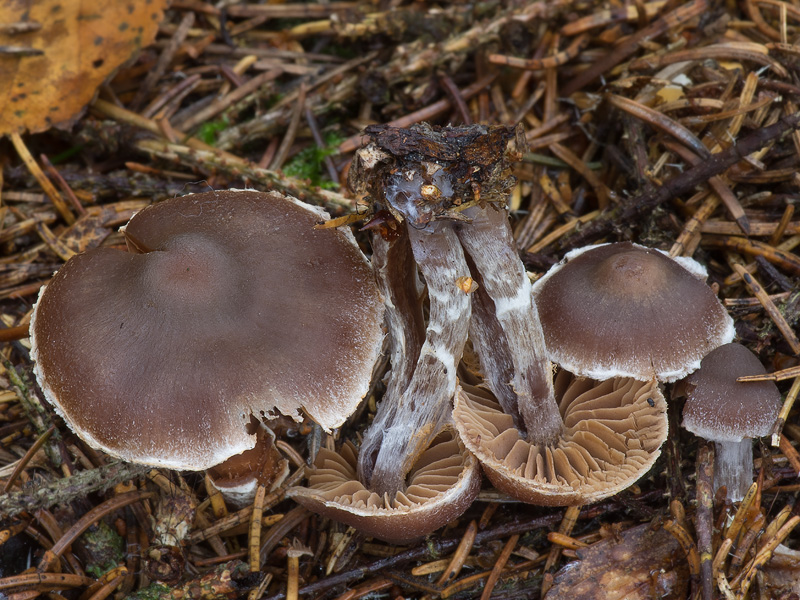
[453,374,667,506]
[682,343,781,442]
[287,429,481,545]
[30,190,384,470]
[532,242,734,382]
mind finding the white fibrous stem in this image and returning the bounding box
[357,230,425,486]
[456,206,563,445]
[361,222,471,497]
[714,438,753,502]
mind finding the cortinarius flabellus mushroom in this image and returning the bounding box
[681,342,781,501]
[31,189,384,473]
[532,242,734,382]
[452,217,668,505]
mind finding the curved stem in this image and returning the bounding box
[456,206,562,445]
[361,223,471,497]
[357,230,426,485]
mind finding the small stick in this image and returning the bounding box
[488,34,589,70]
[204,474,228,520]
[706,236,800,276]
[696,442,715,600]
[769,204,795,246]
[670,193,716,257]
[247,573,273,600]
[180,69,282,131]
[437,520,478,585]
[725,483,758,542]
[740,365,800,382]
[0,325,30,343]
[663,519,701,578]
[736,516,800,598]
[547,532,589,550]
[771,376,800,446]
[480,534,519,600]
[40,154,86,217]
[130,11,195,110]
[79,566,127,600]
[3,425,54,492]
[0,573,95,593]
[733,264,800,353]
[249,484,267,571]
[664,141,749,234]
[778,434,800,475]
[9,134,74,225]
[712,537,734,580]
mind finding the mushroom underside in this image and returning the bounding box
[288,430,481,544]
[454,373,667,506]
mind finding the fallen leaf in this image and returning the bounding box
[0,0,168,135]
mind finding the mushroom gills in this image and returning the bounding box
[288,429,481,545]
[454,372,667,506]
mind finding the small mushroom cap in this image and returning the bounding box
[682,343,781,442]
[453,374,667,506]
[30,190,385,470]
[532,242,734,382]
[207,422,289,506]
[287,429,481,545]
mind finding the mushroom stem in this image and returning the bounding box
[359,222,471,497]
[357,229,425,485]
[456,206,562,445]
[714,439,753,502]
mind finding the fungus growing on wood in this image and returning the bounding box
[532,242,735,382]
[30,189,384,474]
[680,342,781,501]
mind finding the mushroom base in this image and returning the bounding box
[453,374,668,506]
[714,438,753,502]
[287,430,480,544]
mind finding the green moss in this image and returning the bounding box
[81,521,124,578]
[196,116,230,146]
[125,583,171,600]
[283,131,344,189]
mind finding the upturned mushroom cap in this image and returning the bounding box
[532,242,734,382]
[453,373,668,506]
[287,429,481,545]
[30,189,385,471]
[682,343,781,442]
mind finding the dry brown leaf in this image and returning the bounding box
[0,0,168,135]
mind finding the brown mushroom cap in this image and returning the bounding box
[682,343,781,442]
[287,429,481,545]
[207,422,289,506]
[30,190,384,470]
[532,242,734,382]
[453,373,667,506]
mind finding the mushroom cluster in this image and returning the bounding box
[31,190,385,486]
[454,241,733,505]
[293,124,676,534]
